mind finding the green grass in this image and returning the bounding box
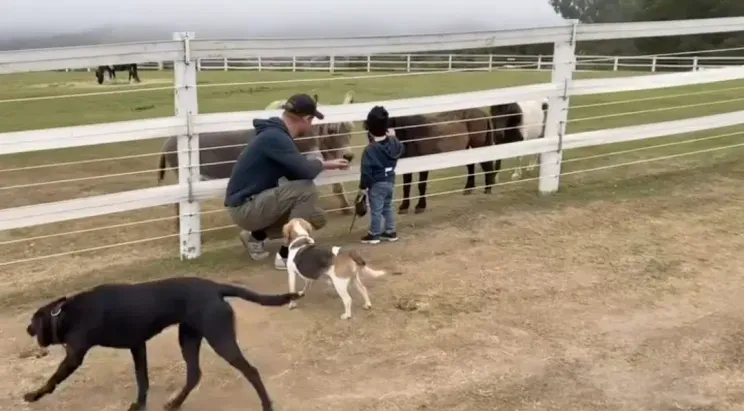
[0,69,641,131]
[0,68,742,280]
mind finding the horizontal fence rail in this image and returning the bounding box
[2,16,744,262]
[56,54,744,74]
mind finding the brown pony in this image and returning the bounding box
[389,108,497,214]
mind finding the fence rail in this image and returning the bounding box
[2,17,744,262]
[63,53,744,74]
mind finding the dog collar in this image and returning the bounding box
[288,235,314,250]
[50,302,64,345]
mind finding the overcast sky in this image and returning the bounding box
[0,0,565,40]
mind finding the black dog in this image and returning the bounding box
[24,276,302,411]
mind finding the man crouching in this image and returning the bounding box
[225,93,349,269]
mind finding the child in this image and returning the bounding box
[359,106,405,244]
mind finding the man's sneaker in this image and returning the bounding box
[274,253,287,270]
[239,230,269,260]
[381,231,399,242]
[361,233,381,244]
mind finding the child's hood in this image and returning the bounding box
[376,136,404,160]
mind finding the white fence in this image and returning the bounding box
[2,17,744,262]
[68,53,744,73]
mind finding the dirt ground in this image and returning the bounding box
[1,156,743,411]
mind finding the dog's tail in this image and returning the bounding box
[217,284,302,306]
[346,250,387,278]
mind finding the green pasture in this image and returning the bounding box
[0,68,742,283]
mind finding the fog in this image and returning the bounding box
[0,0,565,47]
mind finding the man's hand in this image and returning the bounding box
[322,159,350,170]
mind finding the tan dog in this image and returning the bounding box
[281,218,386,319]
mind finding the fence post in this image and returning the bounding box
[692,56,699,71]
[292,56,297,72]
[172,32,201,260]
[223,57,228,71]
[538,23,576,195]
[613,57,619,71]
[158,61,164,70]
[537,55,542,70]
[448,54,453,70]
[258,56,262,71]
[406,54,411,72]
[651,56,657,72]
[330,55,335,73]
[366,55,371,72]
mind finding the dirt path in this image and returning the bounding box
[2,170,744,411]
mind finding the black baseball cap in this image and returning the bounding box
[281,93,324,120]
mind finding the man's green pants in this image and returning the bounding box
[227,179,327,239]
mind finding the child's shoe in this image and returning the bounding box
[381,231,398,242]
[361,233,381,244]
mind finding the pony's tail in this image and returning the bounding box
[157,153,166,184]
[486,115,496,146]
[487,106,504,146]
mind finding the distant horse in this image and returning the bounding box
[157,92,357,231]
[388,108,497,214]
[95,64,141,84]
[489,99,549,181]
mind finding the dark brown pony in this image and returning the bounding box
[95,64,141,84]
[389,108,498,214]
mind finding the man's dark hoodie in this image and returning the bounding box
[224,117,322,207]
[359,133,405,190]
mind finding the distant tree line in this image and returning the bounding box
[454,0,744,57]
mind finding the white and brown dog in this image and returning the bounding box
[281,218,386,319]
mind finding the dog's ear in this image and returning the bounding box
[282,222,293,244]
[27,296,68,346]
[298,218,314,235]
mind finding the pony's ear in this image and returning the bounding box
[342,90,355,104]
[313,94,319,103]
[265,99,284,110]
